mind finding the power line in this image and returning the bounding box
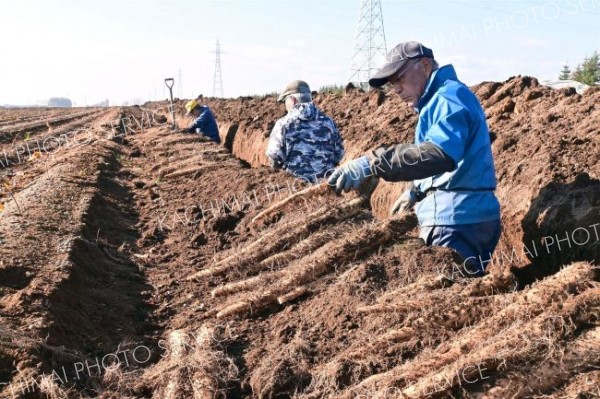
[349,0,388,91]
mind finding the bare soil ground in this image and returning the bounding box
[0,77,598,399]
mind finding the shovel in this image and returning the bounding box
[164,78,176,129]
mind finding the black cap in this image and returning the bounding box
[369,41,434,88]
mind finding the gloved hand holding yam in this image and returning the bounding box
[327,156,374,195]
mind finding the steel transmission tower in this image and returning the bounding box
[212,39,224,97]
[349,0,387,91]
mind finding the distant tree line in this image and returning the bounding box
[559,51,599,85]
[318,84,345,95]
[93,99,109,107]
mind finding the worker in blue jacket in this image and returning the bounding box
[328,41,501,277]
[184,100,221,143]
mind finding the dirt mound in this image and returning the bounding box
[191,75,600,278]
[0,75,598,399]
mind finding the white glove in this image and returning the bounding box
[390,189,417,215]
[327,156,372,195]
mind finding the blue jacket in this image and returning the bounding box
[413,64,500,226]
[187,105,220,143]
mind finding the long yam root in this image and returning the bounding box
[277,286,309,305]
[251,182,331,225]
[210,229,344,299]
[348,262,597,395]
[147,326,237,399]
[480,326,600,398]
[398,287,600,398]
[259,226,346,271]
[278,214,417,289]
[211,274,266,298]
[216,214,417,318]
[187,197,364,281]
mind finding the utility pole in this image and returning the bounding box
[349,0,387,91]
[212,39,224,98]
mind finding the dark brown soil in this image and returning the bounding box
[0,76,598,399]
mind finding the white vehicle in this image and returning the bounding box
[542,79,590,94]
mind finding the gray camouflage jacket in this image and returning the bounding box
[266,102,344,182]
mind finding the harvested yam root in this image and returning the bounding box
[372,327,417,348]
[212,274,265,298]
[251,176,379,227]
[39,374,69,399]
[215,213,418,318]
[367,274,456,308]
[145,326,238,399]
[480,326,600,398]
[251,182,331,225]
[211,223,350,298]
[188,197,365,281]
[355,277,451,315]
[303,358,377,399]
[259,224,348,271]
[357,270,516,317]
[277,214,417,289]
[307,307,464,398]
[277,286,309,305]
[356,298,423,316]
[358,283,514,332]
[417,295,512,330]
[216,300,258,319]
[459,271,517,296]
[249,336,312,399]
[344,262,598,397]
[397,287,600,399]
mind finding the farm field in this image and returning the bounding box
[0,76,599,398]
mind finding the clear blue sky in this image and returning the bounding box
[1,0,598,106]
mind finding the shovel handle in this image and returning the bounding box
[164,78,174,89]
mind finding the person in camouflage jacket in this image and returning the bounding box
[266,80,344,183]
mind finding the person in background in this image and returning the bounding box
[266,80,344,183]
[183,100,220,143]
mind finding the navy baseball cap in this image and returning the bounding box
[369,41,434,88]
